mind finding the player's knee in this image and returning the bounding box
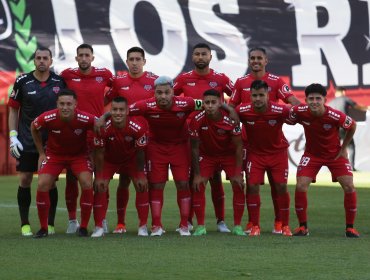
[342,183,355,193]
[19,173,33,187]
[247,184,259,194]
[275,183,288,194]
[175,181,189,190]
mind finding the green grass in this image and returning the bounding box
[0,174,370,280]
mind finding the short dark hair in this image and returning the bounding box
[112,96,128,104]
[305,83,327,97]
[192,43,211,52]
[33,47,52,59]
[250,80,269,91]
[248,47,267,57]
[77,43,94,54]
[203,89,220,98]
[127,46,145,59]
[57,89,77,100]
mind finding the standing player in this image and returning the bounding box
[31,89,96,238]
[229,47,300,234]
[92,97,149,237]
[104,46,157,234]
[236,80,292,236]
[60,43,113,234]
[189,89,245,236]
[173,43,234,232]
[8,47,65,236]
[289,83,359,238]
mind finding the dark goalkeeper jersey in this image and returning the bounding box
[8,71,66,153]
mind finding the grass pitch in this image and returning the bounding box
[0,174,369,280]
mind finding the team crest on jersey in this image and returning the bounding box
[177,112,186,118]
[52,87,60,94]
[74,129,83,135]
[125,136,133,142]
[323,124,332,130]
[144,85,152,91]
[209,81,217,88]
[343,116,353,129]
[269,120,277,126]
[96,77,103,83]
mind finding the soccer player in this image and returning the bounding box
[128,76,204,236]
[189,89,245,236]
[104,46,158,234]
[8,47,65,236]
[289,83,359,238]
[173,43,234,233]
[60,43,113,234]
[229,47,300,234]
[31,89,96,238]
[235,80,292,236]
[92,96,149,237]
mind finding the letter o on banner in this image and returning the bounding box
[110,0,187,77]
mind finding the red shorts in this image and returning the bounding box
[297,153,353,182]
[199,154,238,179]
[39,154,93,177]
[147,141,190,183]
[100,160,141,180]
[246,150,288,185]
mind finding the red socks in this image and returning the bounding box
[116,187,129,225]
[209,178,225,222]
[93,191,107,227]
[65,177,78,220]
[150,189,164,227]
[246,193,261,226]
[177,189,191,228]
[36,191,50,230]
[136,191,149,227]
[80,188,93,229]
[232,185,245,226]
[344,191,357,225]
[192,184,206,226]
[277,192,290,227]
[295,191,307,225]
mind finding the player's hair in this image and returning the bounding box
[203,89,220,98]
[33,47,52,59]
[250,80,268,91]
[127,47,145,59]
[112,96,128,104]
[192,43,211,52]
[248,47,267,57]
[305,83,327,97]
[77,43,94,54]
[57,89,77,100]
[154,76,173,88]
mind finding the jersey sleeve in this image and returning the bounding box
[8,75,25,109]
[188,115,199,138]
[105,76,119,102]
[277,78,294,103]
[288,106,299,124]
[229,78,242,106]
[32,113,46,130]
[173,75,184,96]
[129,100,147,115]
[222,75,234,97]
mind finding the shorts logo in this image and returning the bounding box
[74,129,83,135]
[209,81,217,88]
[268,120,277,126]
[323,124,332,130]
[144,85,152,91]
[96,77,103,83]
[53,87,60,94]
[177,112,185,118]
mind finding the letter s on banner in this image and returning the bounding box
[109,0,187,77]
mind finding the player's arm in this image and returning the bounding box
[230,133,245,189]
[335,120,357,160]
[287,95,301,106]
[30,121,46,169]
[221,103,240,126]
[8,106,24,158]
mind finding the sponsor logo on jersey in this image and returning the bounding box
[242,87,251,92]
[53,87,60,94]
[27,91,36,95]
[144,85,152,91]
[343,116,353,129]
[323,124,332,130]
[328,110,340,120]
[52,130,61,134]
[209,81,217,88]
[77,114,90,120]
[129,121,142,131]
[74,129,83,135]
[201,126,208,130]
[187,82,196,86]
[72,78,81,82]
[268,120,277,126]
[96,77,103,83]
[45,113,57,120]
[147,101,157,108]
[177,112,186,118]
[150,114,160,118]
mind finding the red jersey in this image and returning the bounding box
[289,105,355,159]
[173,69,234,101]
[60,67,113,116]
[94,116,148,164]
[105,71,158,105]
[189,109,241,156]
[229,72,293,106]
[33,109,95,156]
[129,96,195,144]
[236,102,290,155]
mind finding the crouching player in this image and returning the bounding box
[92,96,149,237]
[31,89,96,238]
[289,83,359,238]
[189,89,245,236]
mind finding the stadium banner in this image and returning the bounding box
[1,0,369,172]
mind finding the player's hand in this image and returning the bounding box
[134,176,148,192]
[192,174,207,191]
[334,147,348,160]
[94,117,106,136]
[94,178,107,192]
[38,153,47,171]
[9,130,23,158]
[227,107,240,126]
[230,174,245,189]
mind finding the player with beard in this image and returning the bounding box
[173,43,234,233]
[8,47,65,236]
[229,47,300,234]
[60,44,113,234]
